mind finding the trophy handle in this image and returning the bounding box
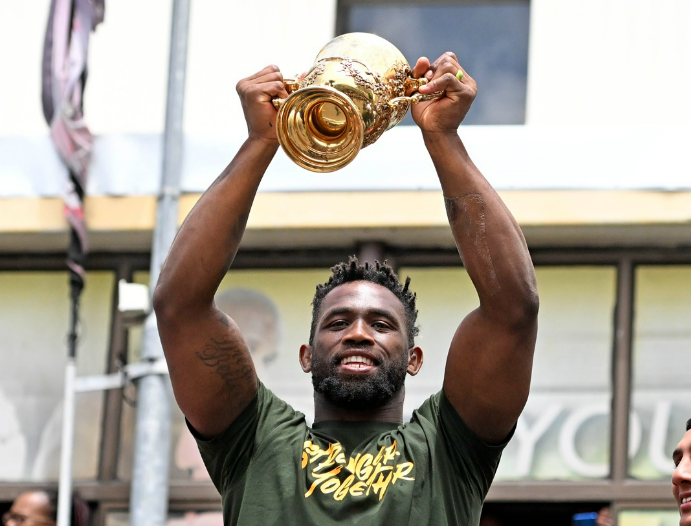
[271,78,300,109]
[388,76,444,107]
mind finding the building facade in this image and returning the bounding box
[1,1,690,524]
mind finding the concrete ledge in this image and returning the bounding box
[1,190,690,252]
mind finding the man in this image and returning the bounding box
[3,489,89,526]
[154,52,539,525]
[673,419,691,526]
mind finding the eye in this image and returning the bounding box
[329,320,349,329]
[372,321,391,330]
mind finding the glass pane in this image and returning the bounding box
[619,509,679,526]
[400,266,616,481]
[0,271,113,481]
[106,510,223,526]
[118,268,331,480]
[630,266,691,480]
[346,2,530,124]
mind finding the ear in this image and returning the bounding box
[299,344,313,373]
[407,346,423,376]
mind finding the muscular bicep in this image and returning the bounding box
[158,305,258,439]
[442,307,537,443]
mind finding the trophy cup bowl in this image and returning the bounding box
[272,32,440,173]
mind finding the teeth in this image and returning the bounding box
[341,356,374,367]
[683,497,691,504]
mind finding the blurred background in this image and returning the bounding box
[1,0,690,524]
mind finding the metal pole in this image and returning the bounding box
[610,257,635,482]
[57,276,82,526]
[130,1,190,525]
[56,358,77,526]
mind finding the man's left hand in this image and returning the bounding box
[411,52,477,134]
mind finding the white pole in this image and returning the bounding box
[57,357,77,526]
[130,1,190,524]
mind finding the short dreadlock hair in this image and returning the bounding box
[687,419,691,432]
[309,256,419,347]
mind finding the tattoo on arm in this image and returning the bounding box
[445,194,501,295]
[196,337,254,389]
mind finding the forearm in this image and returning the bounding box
[424,131,538,321]
[155,137,279,314]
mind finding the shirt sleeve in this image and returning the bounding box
[414,390,515,499]
[187,381,304,495]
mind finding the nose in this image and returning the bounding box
[673,457,691,487]
[342,319,374,345]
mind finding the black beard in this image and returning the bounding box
[311,348,409,411]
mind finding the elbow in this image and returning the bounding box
[509,286,540,329]
[153,275,209,328]
[489,283,539,331]
[523,287,540,320]
[152,278,181,326]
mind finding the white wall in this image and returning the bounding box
[527,0,691,125]
[183,0,337,134]
[84,0,172,134]
[0,0,334,136]
[0,0,172,135]
[0,1,53,135]
[0,0,335,135]
[4,0,690,132]
[2,0,690,195]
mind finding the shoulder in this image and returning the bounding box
[410,390,513,497]
[413,390,514,455]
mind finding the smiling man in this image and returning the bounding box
[673,420,691,526]
[154,52,538,526]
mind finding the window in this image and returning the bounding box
[400,266,617,481]
[338,1,531,125]
[3,250,684,521]
[0,271,113,482]
[630,266,691,480]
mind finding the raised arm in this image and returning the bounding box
[413,54,539,443]
[153,66,289,438]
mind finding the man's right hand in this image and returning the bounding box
[236,65,289,145]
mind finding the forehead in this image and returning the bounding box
[319,281,406,319]
[11,491,51,516]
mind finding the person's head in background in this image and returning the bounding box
[2,489,89,526]
[673,419,691,526]
[215,288,281,377]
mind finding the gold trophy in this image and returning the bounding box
[272,32,441,173]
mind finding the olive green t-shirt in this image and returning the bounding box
[192,382,510,526]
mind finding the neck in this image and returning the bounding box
[312,386,406,423]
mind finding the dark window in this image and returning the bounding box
[338,1,530,125]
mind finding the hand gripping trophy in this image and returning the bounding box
[272,32,442,172]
